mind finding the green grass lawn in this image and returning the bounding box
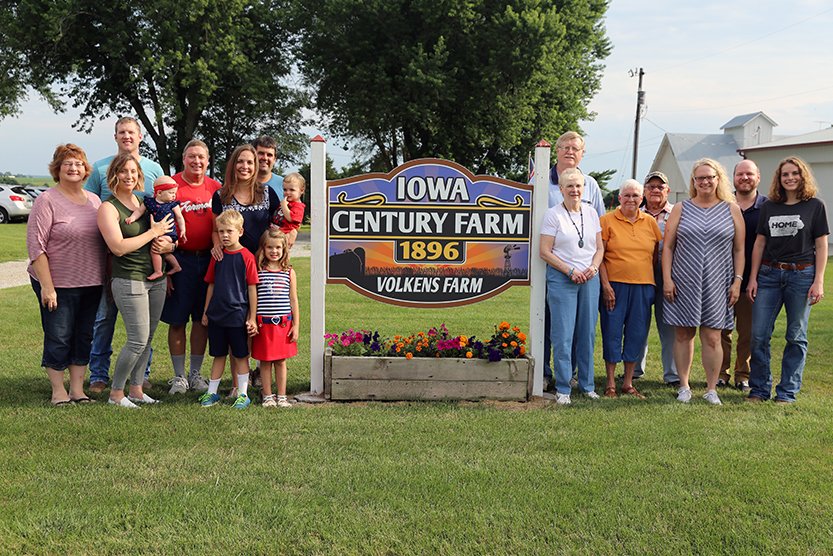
[1,257,832,554]
[0,223,27,262]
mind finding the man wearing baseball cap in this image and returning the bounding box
[634,170,679,385]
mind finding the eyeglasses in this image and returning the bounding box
[694,175,717,183]
[61,161,85,168]
[557,146,583,153]
[645,184,666,190]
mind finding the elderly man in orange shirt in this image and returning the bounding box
[598,179,662,399]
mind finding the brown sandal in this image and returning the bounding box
[604,387,617,399]
[621,385,646,400]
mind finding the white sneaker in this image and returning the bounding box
[677,387,692,403]
[703,390,722,406]
[188,374,209,392]
[277,395,292,408]
[555,393,572,405]
[128,393,160,404]
[168,376,189,395]
[584,391,600,400]
[108,397,139,409]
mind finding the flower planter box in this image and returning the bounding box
[324,350,533,401]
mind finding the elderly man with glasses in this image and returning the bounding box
[633,171,680,386]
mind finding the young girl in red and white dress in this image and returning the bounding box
[252,229,299,407]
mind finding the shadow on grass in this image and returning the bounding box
[0,370,809,413]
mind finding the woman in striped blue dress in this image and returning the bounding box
[662,159,745,405]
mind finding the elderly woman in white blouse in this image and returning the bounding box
[539,168,604,405]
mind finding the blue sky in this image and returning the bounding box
[1,0,831,182]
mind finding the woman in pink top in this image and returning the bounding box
[27,144,106,406]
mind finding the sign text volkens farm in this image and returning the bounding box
[326,159,532,307]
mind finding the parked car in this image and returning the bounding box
[0,185,34,223]
[23,185,50,198]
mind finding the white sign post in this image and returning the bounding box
[529,140,551,397]
[308,135,327,396]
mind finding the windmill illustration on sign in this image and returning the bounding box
[503,244,520,274]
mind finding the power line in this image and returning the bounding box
[652,82,833,114]
[656,6,833,73]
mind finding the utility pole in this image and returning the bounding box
[631,67,645,179]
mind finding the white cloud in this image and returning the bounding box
[580,0,833,185]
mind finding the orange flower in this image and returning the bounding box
[502,332,509,338]
[396,347,401,353]
[406,352,413,359]
[416,346,422,352]
[466,351,473,358]
[499,321,510,330]
[513,326,520,332]
[519,345,526,355]
[510,341,518,347]
[502,342,508,347]
[518,332,526,342]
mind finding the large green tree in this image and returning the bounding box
[1,0,305,172]
[294,0,610,177]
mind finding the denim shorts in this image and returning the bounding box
[31,278,102,370]
[207,324,250,358]
[160,250,212,325]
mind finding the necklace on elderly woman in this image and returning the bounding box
[562,202,585,248]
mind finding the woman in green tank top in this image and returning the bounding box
[97,153,173,408]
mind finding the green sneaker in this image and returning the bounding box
[199,392,221,407]
[232,393,251,410]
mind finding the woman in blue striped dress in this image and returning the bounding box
[662,159,745,405]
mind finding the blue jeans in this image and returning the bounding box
[599,282,654,363]
[543,300,577,381]
[547,267,599,395]
[635,270,679,383]
[31,279,102,370]
[749,265,815,402]
[89,290,152,384]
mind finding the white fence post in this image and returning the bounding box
[309,136,327,395]
[529,140,551,397]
